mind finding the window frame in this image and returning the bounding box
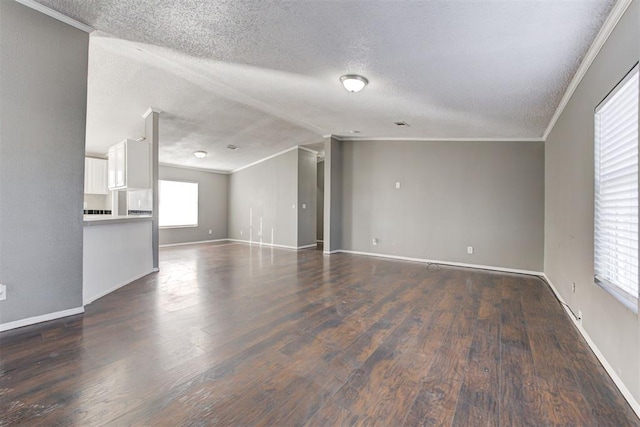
[158,179,199,229]
[593,63,639,313]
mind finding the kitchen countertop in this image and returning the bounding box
[83,214,153,226]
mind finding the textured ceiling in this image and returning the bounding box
[36,0,616,171]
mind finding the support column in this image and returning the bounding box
[323,136,342,254]
[143,107,161,271]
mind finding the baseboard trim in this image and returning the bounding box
[84,270,154,305]
[333,249,543,277]
[541,274,640,418]
[227,239,318,251]
[298,243,318,250]
[160,238,228,247]
[0,306,85,333]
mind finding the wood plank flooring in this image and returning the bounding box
[1,242,638,426]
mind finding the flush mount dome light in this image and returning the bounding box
[340,74,368,92]
[193,150,207,159]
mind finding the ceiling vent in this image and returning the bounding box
[394,121,410,127]
[227,144,239,150]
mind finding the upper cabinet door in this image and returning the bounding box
[84,157,108,194]
[107,139,150,190]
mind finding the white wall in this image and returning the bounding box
[545,0,639,407]
[83,221,153,304]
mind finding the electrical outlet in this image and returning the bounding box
[467,246,473,254]
[372,238,379,246]
[240,230,243,236]
[208,229,213,235]
[572,282,576,293]
[302,203,307,209]
[395,182,401,189]
[0,284,6,301]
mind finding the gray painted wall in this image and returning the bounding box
[229,149,298,247]
[159,165,229,245]
[338,139,544,271]
[545,0,640,403]
[0,1,88,324]
[297,149,317,247]
[317,160,324,241]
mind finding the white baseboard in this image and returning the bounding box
[333,249,543,277]
[227,239,317,251]
[541,274,640,418]
[84,270,154,305]
[159,238,228,247]
[0,306,85,333]
[298,243,318,250]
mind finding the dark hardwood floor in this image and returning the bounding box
[1,242,638,426]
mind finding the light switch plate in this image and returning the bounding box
[0,284,6,301]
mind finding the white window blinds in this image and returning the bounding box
[594,65,639,302]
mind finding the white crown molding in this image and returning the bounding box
[0,306,84,332]
[542,0,633,141]
[541,274,640,418]
[331,135,544,143]
[159,162,230,175]
[15,0,93,33]
[298,145,318,155]
[231,145,300,174]
[142,107,162,118]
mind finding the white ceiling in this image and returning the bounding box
[36,0,616,171]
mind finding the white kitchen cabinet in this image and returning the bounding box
[84,157,108,194]
[107,139,150,190]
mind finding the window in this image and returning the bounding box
[594,64,639,310]
[159,180,198,228]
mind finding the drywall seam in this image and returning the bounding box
[0,307,85,332]
[541,274,640,418]
[542,0,633,140]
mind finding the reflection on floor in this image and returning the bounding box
[1,242,638,425]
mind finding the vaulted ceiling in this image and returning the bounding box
[36,0,617,171]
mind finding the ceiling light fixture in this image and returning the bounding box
[193,150,207,159]
[340,74,368,93]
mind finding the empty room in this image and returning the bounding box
[1,0,640,425]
